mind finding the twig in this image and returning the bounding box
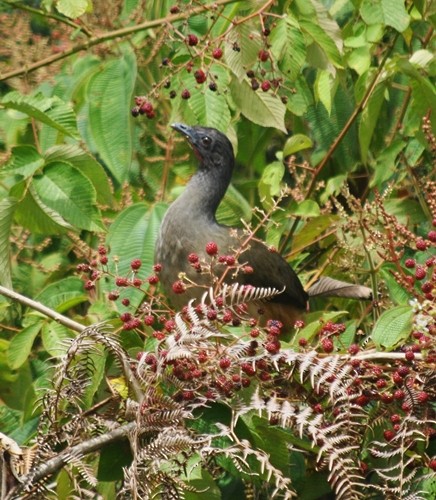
[0,0,237,82]
[0,285,85,333]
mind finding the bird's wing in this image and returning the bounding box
[307,277,373,299]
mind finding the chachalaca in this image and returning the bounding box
[155,123,372,327]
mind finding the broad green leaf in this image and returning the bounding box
[0,146,44,180]
[292,215,338,252]
[380,265,411,306]
[1,91,79,138]
[41,322,74,357]
[360,0,410,32]
[314,70,333,114]
[216,184,252,226]
[44,145,113,206]
[33,161,105,231]
[12,182,73,234]
[185,469,221,500]
[270,15,306,81]
[35,276,88,313]
[8,321,43,370]
[283,134,313,156]
[224,22,262,80]
[370,140,406,187]
[347,46,371,75]
[319,174,347,204]
[56,0,90,18]
[0,198,16,288]
[372,305,413,350]
[292,200,320,217]
[87,52,137,184]
[300,19,343,68]
[258,161,285,208]
[230,78,287,132]
[359,81,387,163]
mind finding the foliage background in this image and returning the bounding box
[0,0,435,498]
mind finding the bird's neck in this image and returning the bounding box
[175,162,233,221]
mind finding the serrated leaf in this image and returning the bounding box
[44,145,113,206]
[372,305,413,350]
[270,15,306,81]
[360,0,410,32]
[283,134,313,156]
[230,78,287,132]
[0,146,44,180]
[41,322,74,357]
[314,70,333,114]
[36,276,88,313]
[300,19,343,68]
[56,0,90,18]
[224,22,262,79]
[258,161,285,208]
[87,52,136,184]
[8,321,43,370]
[2,91,79,138]
[0,197,17,288]
[33,161,104,231]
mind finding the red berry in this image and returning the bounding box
[170,5,180,14]
[132,278,142,287]
[397,366,410,377]
[219,358,231,369]
[429,459,436,471]
[405,351,415,361]
[298,338,308,347]
[187,34,198,46]
[355,395,370,406]
[416,239,428,251]
[225,255,235,266]
[121,298,130,306]
[182,390,194,400]
[108,291,119,301]
[250,328,260,338]
[376,379,387,388]
[393,389,405,400]
[390,414,401,424]
[194,69,207,84]
[181,89,191,99]
[417,391,429,403]
[153,263,162,273]
[139,102,153,115]
[428,230,436,242]
[243,265,254,274]
[348,344,359,355]
[222,310,232,323]
[415,266,426,280]
[188,253,199,263]
[258,49,269,62]
[212,47,223,59]
[422,281,433,293]
[148,275,159,285]
[84,280,95,290]
[115,277,129,287]
[251,78,259,90]
[205,241,218,255]
[241,362,256,376]
[172,280,186,294]
[261,80,271,92]
[207,309,217,320]
[321,338,334,353]
[99,255,108,265]
[144,315,154,325]
[384,430,396,442]
[98,245,107,255]
[120,312,132,323]
[405,258,416,268]
[265,341,280,354]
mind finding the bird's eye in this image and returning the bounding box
[201,136,212,147]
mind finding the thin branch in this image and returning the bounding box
[0,285,85,333]
[7,422,136,499]
[0,0,237,82]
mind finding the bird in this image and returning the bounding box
[155,123,372,327]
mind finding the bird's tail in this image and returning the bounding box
[307,277,373,300]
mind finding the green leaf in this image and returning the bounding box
[32,161,105,231]
[41,322,74,357]
[300,19,343,68]
[283,134,313,156]
[314,70,333,114]
[87,52,137,184]
[370,140,406,187]
[258,161,285,208]
[8,321,43,370]
[372,305,414,350]
[0,198,17,288]
[292,199,320,217]
[230,78,287,132]
[35,276,88,313]
[270,15,306,81]
[360,0,410,32]
[44,145,113,206]
[292,215,339,252]
[2,91,79,138]
[224,22,262,80]
[56,0,90,18]
[380,265,411,305]
[0,146,44,180]
[359,81,387,163]
[216,184,252,226]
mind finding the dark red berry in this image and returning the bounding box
[355,395,370,406]
[170,5,180,14]
[169,90,177,99]
[246,70,255,78]
[258,49,269,62]
[132,278,142,287]
[131,258,142,270]
[148,275,159,285]
[131,107,139,117]
[415,266,426,280]
[205,241,218,255]
[153,263,162,272]
[251,78,259,90]
[120,312,132,323]
[376,379,387,388]
[263,28,271,36]
[225,255,235,266]
[219,358,231,369]
[405,258,416,268]
[84,280,95,290]
[393,389,405,400]
[116,277,129,287]
[405,351,415,361]
[188,253,199,263]
[422,282,433,293]
[194,69,207,83]
[298,338,308,347]
[417,391,429,403]
[384,429,396,442]
[99,255,108,265]
[428,230,436,242]
[108,291,119,301]
[181,89,191,99]
[212,47,223,59]
[416,239,428,251]
[348,344,359,355]
[429,459,436,471]
[390,414,401,424]
[208,82,217,91]
[187,34,198,46]
[121,298,130,306]
[139,102,153,115]
[321,338,334,353]
[172,280,186,294]
[261,80,271,92]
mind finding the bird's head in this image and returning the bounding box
[171,123,234,174]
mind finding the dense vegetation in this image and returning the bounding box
[0,0,434,498]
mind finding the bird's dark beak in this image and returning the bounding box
[171,123,195,141]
